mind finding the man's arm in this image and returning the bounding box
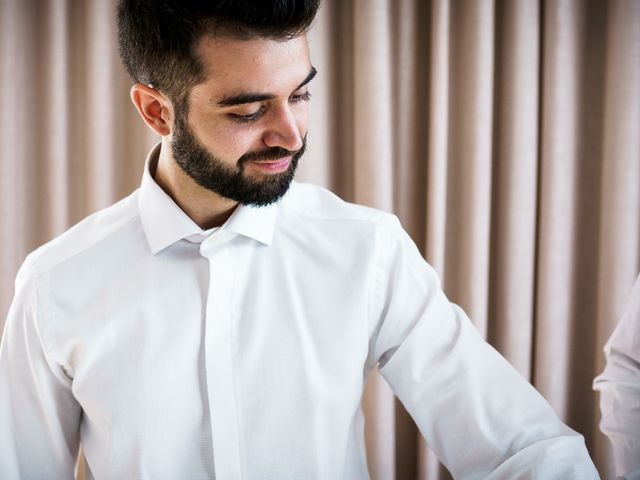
[594,274,640,479]
[0,258,81,478]
[369,216,599,479]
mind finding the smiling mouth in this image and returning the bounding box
[252,156,291,164]
[248,156,291,173]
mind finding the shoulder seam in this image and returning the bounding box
[29,212,141,278]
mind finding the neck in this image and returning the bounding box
[154,139,238,230]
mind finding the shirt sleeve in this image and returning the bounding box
[594,274,640,478]
[0,258,81,479]
[370,215,599,479]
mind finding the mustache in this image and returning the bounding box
[238,137,307,166]
[239,147,296,164]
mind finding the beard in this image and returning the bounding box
[170,113,305,206]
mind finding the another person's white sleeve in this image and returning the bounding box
[0,258,81,478]
[594,274,640,479]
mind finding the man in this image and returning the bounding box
[594,274,640,480]
[0,1,598,478]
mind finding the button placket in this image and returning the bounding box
[201,236,242,480]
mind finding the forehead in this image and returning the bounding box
[193,35,311,96]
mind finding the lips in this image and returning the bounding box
[248,156,291,173]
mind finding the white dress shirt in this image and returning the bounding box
[1,145,598,479]
[594,274,640,479]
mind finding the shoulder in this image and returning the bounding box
[275,182,411,270]
[25,191,142,278]
[281,181,400,228]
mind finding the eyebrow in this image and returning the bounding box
[216,66,318,108]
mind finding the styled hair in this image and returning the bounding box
[117,0,320,107]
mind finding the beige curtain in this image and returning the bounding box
[1,0,639,478]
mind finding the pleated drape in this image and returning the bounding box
[1,1,639,479]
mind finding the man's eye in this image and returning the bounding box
[228,106,266,124]
[290,91,312,103]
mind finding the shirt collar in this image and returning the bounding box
[138,143,278,254]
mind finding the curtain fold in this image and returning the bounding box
[1,1,639,478]
[592,1,640,475]
[487,0,540,376]
[535,0,603,428]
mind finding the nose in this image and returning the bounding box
[262,105,304,152]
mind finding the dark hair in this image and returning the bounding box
[117,0,320,107]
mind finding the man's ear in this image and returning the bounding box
[130,84,173,136]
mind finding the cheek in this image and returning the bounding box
[193,119,259,159]
[293,104,309,134]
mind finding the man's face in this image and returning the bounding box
[170,35,314,206]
